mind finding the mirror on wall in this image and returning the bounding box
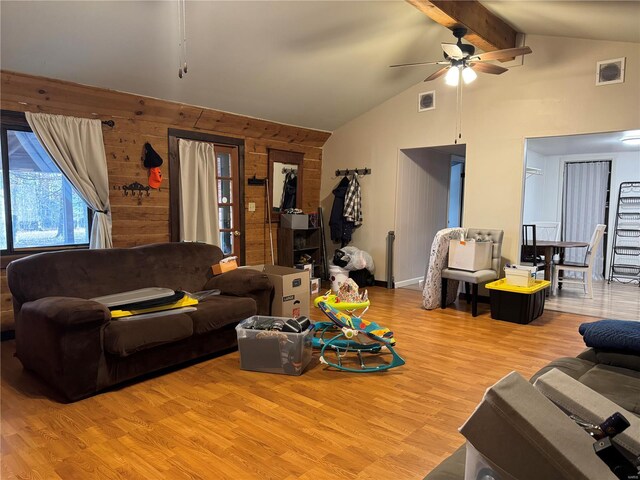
[268,149,304,221]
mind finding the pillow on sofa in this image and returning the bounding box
[579,320,640,354]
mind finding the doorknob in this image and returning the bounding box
[233,231,241,237]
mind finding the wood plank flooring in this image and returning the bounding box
[2,287,595,479]
[545,280,640,321]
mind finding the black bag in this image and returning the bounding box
[333,249,349,268]
[349,269,375,288]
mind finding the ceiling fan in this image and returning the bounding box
[390,27,532,85]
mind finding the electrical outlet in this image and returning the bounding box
[248,202,256,212]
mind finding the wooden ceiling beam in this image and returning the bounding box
[406,0,517,53]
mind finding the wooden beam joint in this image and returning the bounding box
[406,0,517,53]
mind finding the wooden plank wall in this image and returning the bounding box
[0,70,330,331]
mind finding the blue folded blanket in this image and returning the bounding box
[579,320,640,353]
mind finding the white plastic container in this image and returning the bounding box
[328,264,349,293]
[504,266,537,287]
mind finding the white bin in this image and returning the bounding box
[329,264,349,293]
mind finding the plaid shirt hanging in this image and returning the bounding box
[343,174,362,226]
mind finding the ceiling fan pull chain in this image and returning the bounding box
[459,80,464,142]
[181,0,188,74]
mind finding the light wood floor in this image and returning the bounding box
[545,280,640,321]
[2,288,596,480]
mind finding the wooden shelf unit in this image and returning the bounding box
[277,227,321,275]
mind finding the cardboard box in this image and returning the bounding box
[448,240,492,272]
[310,277,320,295]
[242,265,310,318]
[281,214,309,229]
[295,263,313,273]
[236,316,313,375]
[504,266,537,287]
[212,256,238,275]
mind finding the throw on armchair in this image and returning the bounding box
[7,242,274,402]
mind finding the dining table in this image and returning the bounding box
[535,240,589,286]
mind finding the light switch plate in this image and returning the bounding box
[248,202,256,212]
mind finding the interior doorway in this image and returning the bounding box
[394,144,466,288]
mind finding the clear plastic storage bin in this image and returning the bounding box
[235,316,313,375]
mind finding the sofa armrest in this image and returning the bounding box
[203,269,274,315]
[21,297,110,330]
[16,297,110,402]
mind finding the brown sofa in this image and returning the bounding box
[424,347,640,479]
[7,242,273,402]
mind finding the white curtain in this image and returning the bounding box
[562,161,609,280]
[178,139,220,245]
[25,112,112,249]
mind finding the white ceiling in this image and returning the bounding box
[527,130,640,156]
[1,1,639,132]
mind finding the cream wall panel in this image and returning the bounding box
[322,35,640,281]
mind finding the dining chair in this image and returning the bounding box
[552,224,606,299]
[441,228,504,317]
[533,221,561,241]
[520,224,545,275]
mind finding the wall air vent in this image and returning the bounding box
[596,57,625,86]
[418,91,435,112]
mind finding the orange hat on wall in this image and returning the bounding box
[148,167,163,189]
[143,142,163,189]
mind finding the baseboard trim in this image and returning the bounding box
[374,280,392,288]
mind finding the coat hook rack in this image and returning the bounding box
[335,168,371,177]
[113,182,150,197]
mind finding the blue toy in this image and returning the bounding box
[313,301,405,373]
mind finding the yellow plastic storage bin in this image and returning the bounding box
[485,279,551,324]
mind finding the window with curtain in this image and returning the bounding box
[1,113,90,254]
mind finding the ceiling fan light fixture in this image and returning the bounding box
[445,66,459,86]
[462,66,477,84]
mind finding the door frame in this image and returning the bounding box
[168,129,245,264]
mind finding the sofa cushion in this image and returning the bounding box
[190,295,256,335]
[104,313,193,357]
[579,364,640,416]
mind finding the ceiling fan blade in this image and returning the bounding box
[471,62,508,75]
[442,43,464,59]
[424,67,449,82]
[471,46,532,62]
[389,60,448,68]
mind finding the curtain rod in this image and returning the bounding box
[101,120,115,127]
[335,168,371,176]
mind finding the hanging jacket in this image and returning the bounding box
[280,172,297,210]
[329,177,354,245]
[343,174,362,226]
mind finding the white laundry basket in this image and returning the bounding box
[329,264,349,293]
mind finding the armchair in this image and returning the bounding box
[440,228,504,317]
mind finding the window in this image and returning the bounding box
[1,112,90,254]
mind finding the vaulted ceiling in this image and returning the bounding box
[1,1,639,132]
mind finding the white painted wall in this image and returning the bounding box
[522,150,640,274]
[394,148,450,286]
[321,34,640,281]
